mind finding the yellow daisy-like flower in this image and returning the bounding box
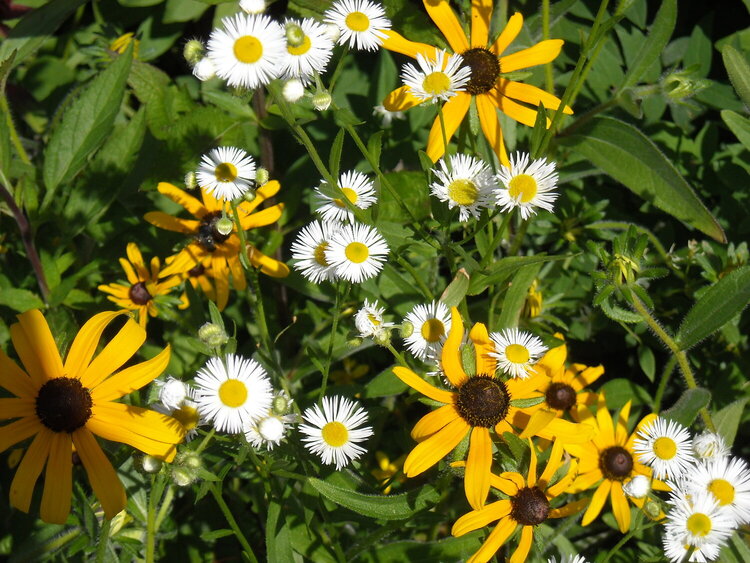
[0,310,185,524]
[565,396,669,533]
[98,242,184,328]
[393,307,593,510]
[452,439,587,563]
[382,1,572,164]
[371,451,407,494]
[144,181,289,311]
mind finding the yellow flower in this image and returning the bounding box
[330,357,369,385]
[382,1,572,163]
[522,279,542,318]
[393,307,593,510]
[0,310,185,523]
[371,451,406,494]
[145,181,289,311]
[565,396,669,532]
[109,32,140,58]
[98,242,184,328]
[452,439,587,563]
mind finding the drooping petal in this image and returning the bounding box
[9,428,52,512]
[392,367,455,404]
[426,92,471,162]
[470,0,493,47]
[384,86,424,112]
[469,322,496,375]
[14,310,64,382]
[0,348,37,398]
[452,499,511,536]
[476,94,509,166]
[549,497,589,518]
[491,91,544,128]
[239,203,284,231]
[466,516,516,563]
[442,307,468,387]
[519,409,557,440]
[497,79,573,114]
[63,311,122,380]
[80,318,145,389]
[238,180,281,214]
[247,245,290,278]
[490,12,523,56]
[40,433,72,524]
[538,439,564,487]
[509,526,534,563]
[73,428,126,519]
[465,427,493,509]
[156,182,207,218]
[581,480,611,526]
[91,345,170,402]
[403,417,470,477]
[422,0,469,53]
[611,481,631,532]
[411,403,459,440]
[90,402,185,454]
[526,439,539,486]
[499,471,526,492]
[0,416,42,452]
[143,211,199,234]
[499,39,564,73]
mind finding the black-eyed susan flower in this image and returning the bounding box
[0,309,185,524]
[565,397,669,532]
[430,154,496,222]
[324,0,391,52]
[382,3,572,163]
[451,439,587,563]
[145,181,289,311]
[98,242,184,328]
[393,308,593,510]
[495,152,559,219]
[633,417,694,480]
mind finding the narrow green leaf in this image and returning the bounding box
[266,501,295,563]
[307,478,439,520]
[440,268,469,308]
[721,110,750,152]
[529,104,548,159]
[467,254,566,296]
[0,50,16,93]
[510,396,546,408]
[208,300,225,331]
[496,263,541,329]
[329,128,345,181]
[367,130,384,170]
[675,267,750,350]
[355,533,484,562]
[43,46,133,196]
[619,0,676,90]
[722,45,750,107]
[662,388,711,427]
[713,398,747,447]
[638,346,656,382]
[0,288,44,312]
[200,529,233,541]
[561,116,725,242]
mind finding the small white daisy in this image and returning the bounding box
[430,153,495,221]
[354,298,394,338]
[194,354,273,434]
[283,18,334,80]
[299,395,373,469]
[314,170,377,223]
[623,474,651,499]
[693,431,730,461]
[403,301,451,361]
[372,104,405,127]
[683,456,750,525]
[633,417,694,480]
[489,328,548,379]
[207,13,286,89]
[664,490,735,559]
[244,411,298,450]
[324,222,389,283]
[290,220,341,283]
[196,146,256,201]
[154,376,191,410]
[495,152,559,220]
[401,49,471,103]
[324,0,391,51]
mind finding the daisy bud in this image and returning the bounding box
[399,321,414,338]
[324,23,341,42]
[285,23,306,47]
[243,189,257,203]
[184,171,198,190]
[239,0,266,14]
[372,328,391,347]
[347,337,364,347]
[643,499,661,519]
[176,450,202,470]
[272,392,291,415]
[183,39,205,66]
[193,57,216,81]
[623,475,650,499]
[312,91,332,111]
[255,167,269,186]
[282,78,305,103]
[139,454,163,474]
[215,216,234,236]
[693,431,729,461]
[258,415,286,443]
[171,467,195,487]
[198,322,229,348]
[157,376,190,410]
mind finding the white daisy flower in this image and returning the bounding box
[153,399,205,442]
[548,556,589,563]
[194,354,273,434]
[430,153,495,221]
[290,220,341,283]
[662,532,722,563]
[633,417,694,480]
[196,146,256,201]
[207,13,286,89]
[244,412,298,450]
[324,0,391,51]
[314,170,377,223]
[683,456,750,525]
[403,301,451,361]
[372,104,405,127]
[299,395,373,469]
[495,152,559,220]
[693,431,730,461]
[283,18,334,80]
[489,328,548,379]
[324,222,389,283]
[354,298,393,338]
[154,376,191,410]
[402,49,471,103]
[664,490,735,560]
[623,474,651,499]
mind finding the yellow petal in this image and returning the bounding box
[465,427,493,509]
[581,480,611,526]
[469,322,496,375]
[80,318,145,389]
[451,499,510,536]
[535,339,566,376]
[381,30,436,59]
[490,12,523,56]
[392,366,455,404]
[492,91,544,128]
[596,403,616,444]
[509,525,534,563]
[489,473,519,496]
[384,85,424,112]
[538,438,565,487]
[92,345,170,402]
[470,0,493,47]
[497,79,573,114]
[526,438,538,486]
[239,180,281,214]
[538,417,595,444]
[0,348,37,398]
[476,94,509,166]
[569,469,602,493]
[466,516,516,563]
[40,433,72,524]
[64,311,123,380]
[423,0,469,53]
[610,480,631,533]
[403,416,469,476]
[0,416,42,452]
[119,257,139,284]
[73,428,126,520]
[157,182,207,218]
[549,497,589,518]
[239,203,284,231]
[10,428,52,512]
[426,92,471,162]
[498,470,526,492]
[14,310,64,383]
[90,402,185,451]
[519,409,557,440]
[0,398,35,419]
[160,245,204,278]
[143,211,199,234]
[547,459,579,497]
[411,403,459,440]
[442,307,468,387]
[247,245,290,278]
[499,39,564,73]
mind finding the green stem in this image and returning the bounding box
[94,518,112,563]
[479,211,513,269]
[146,475,157,563]
[507,216,530,256]
[319,282,343,400]
[210,483,258,563]
[230,200,252,271]
[437,104,451,167]
[601,509,645,563]
[249,266,274,354]
[1,93,31,164]
[195,427,215,455]
[154,485,175,531]
[327,45,350,92]
[385,342,408,366]
[542,0,554,93]
[653,354,676,413]
[395,256,432,300]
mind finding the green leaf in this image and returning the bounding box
[361,367,408,398]
[530,104,548,159]
[510,396,546,408]
[638,346,656,382]
[662,388,711,427]
[600,378,652,409]
[721,110,750,152]
[266,501,295,562]
[713,398,747,447]
[329,128,345,181]
[127,60,172,139]
[200,529,233,541]
[675,267,750,350]
[307,478,439,520]
[467,255,566,296]
[0,288,44,312]
[355,533,484,562]
[43,46,133,197]
[440,268,469,308]
[619,0,676,90]
[561,116,725,242]
[722,45,750,107]
[367,130,384,170]
[496,263,542,329]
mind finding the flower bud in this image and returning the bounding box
[373,328,391,347]
[243,189,257,203]
[312,91,332,112]
[140,454,163,474]
[239,0,266,14]
[285,23,306,47]
[177,450,202,470]
[193,58,216,81]
[347,337,364,347]
[282,78,305,103]
[255,167,269,186]
[171,467,195,487]
[258,416,285,442]
[400,322,414,338]
[198,322,229,348]
[183,39,205,67]
[623,475,650,499]
[643,499,661,519]
[184,171,198,190]
[693,431,729,461]
[272,392,290,415]
[324,23,340,42]
[157,376,190,410]
[215,217,234,236]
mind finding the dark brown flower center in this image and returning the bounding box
[461,48,500,95]
[129,281,152,305]
[36,377,93,433]
[196,211,231,252]
[187,263,206,277]
[545,382,577,411]
[455,375,510,427]
[600,446,634,481]
[510,486,550,526]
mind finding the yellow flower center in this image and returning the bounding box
[214,162,238,182]
[368,313,381,326]
[505,343,530,364]
[234,36,263,63]
[653,436,677,460]
[422,71,451,96]
[321,421,348,447]
[314,242,329,266]
[287,35,312,56]
[172,404,200,431]
[218,379,248,408]
[508,174,538,203]
[333,187,358,208]
[420,318,445,342]
[345,242,369,263]
[708,478,735,505]
[686,513,712,537]
[345,11,370,32]
[447,178,479,205]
